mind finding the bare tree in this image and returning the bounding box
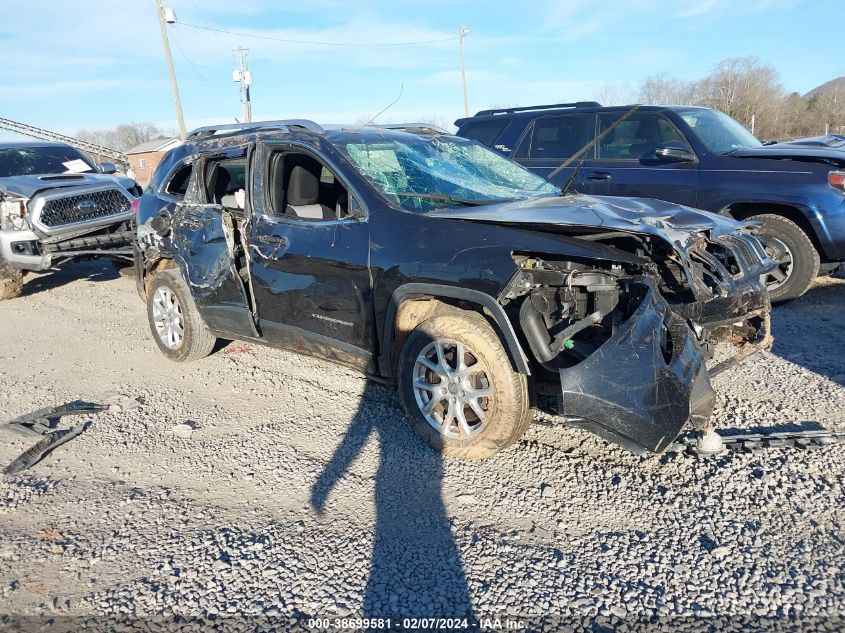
[594,81,637,106]
[76,123,175,152]
[639,74,702,105]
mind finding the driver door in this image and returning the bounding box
[248,142,374,371]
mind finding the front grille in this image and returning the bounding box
[38,188,131,228]
[720,235,768,273]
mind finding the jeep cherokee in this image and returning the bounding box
[135,120,773,459]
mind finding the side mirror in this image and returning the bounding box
[99,162,117,174]
[654,142,695,162]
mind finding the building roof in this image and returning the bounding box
[126,138,181,155]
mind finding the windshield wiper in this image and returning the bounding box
[394,192,510,206]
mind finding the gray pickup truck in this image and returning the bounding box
[0,141,141,300]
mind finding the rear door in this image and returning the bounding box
[511,114,590,189]
[581,112,699,205]
[168,146,257,338]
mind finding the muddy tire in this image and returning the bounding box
[398,309,531,460]
[0,254,24,301]
[147,269,217,362]
[751,214,819,304]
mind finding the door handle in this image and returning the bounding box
[586,172,612,181]
[258,234,288,247]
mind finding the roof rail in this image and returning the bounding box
[474,102,602,117]
[373,123,451,135]
[187,119,325,140]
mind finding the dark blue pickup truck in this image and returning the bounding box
[456,103,845,302]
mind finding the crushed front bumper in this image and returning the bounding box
[0,228,50,271]
[559,278,715,455]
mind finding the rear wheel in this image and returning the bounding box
[751,214,819,303]
[146,269,217,362]
[398,310,531,460]
[0,254,24,301]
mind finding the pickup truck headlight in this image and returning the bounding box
[0,199,27,231]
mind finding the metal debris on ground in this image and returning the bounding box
[1,400,109,474]
[667,427,845,457]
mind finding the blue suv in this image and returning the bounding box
[456,102,845,302]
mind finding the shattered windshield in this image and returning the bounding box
[340,135,557,211]
[0,146,97,178]
[677,108,762,154]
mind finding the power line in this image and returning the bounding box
[176,22,458,47]
[169,32,225,87]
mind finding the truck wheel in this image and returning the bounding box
[147,269,217,362]
[0,254,24,301]
[398,310,532,460]
[750,214,819,303]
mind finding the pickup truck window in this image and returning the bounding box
[0,146,96,177]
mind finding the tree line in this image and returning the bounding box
[596,56,842,141]
[75,123,175,153]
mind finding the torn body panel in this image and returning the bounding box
[166,202,257,337]
[507,258,715,453]
[557,278,714,454]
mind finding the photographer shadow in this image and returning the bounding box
[310,380,475,621]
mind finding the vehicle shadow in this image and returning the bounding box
[769,274,845,386]
[19,259,121,298]
[310,379,476,621]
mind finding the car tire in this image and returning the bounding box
[398,309,532,460]
[147,269,217,362]
[0,254,24,301]
[750,213,820,303]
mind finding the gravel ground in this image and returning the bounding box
[0,261,843,631]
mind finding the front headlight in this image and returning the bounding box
[0,198,27,231]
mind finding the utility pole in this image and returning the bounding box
[459,25,470,117]
[154,0,186,139]
[233,47,253,123]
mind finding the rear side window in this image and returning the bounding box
[596,113,687,160]
[164,163,192,197]
[513,115,588,160]
[458,119,510,146]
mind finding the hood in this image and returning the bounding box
[427,193,745,247]
[727,144,845,166]
[428,193,769,304]
[0,173,136,198]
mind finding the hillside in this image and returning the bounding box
[805,76,845,97]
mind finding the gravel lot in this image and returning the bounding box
[0,261,843,630]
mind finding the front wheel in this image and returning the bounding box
[398,309,532,460]
[751,214,820,303]
[0,254,24,301]
[146,269,217,362]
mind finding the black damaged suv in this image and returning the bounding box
[135,120,773,459]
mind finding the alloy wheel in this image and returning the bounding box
[412,339,493,439]
[761,235,794,292]
[152,286,185,350]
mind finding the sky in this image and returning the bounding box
[0,0,841,141]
